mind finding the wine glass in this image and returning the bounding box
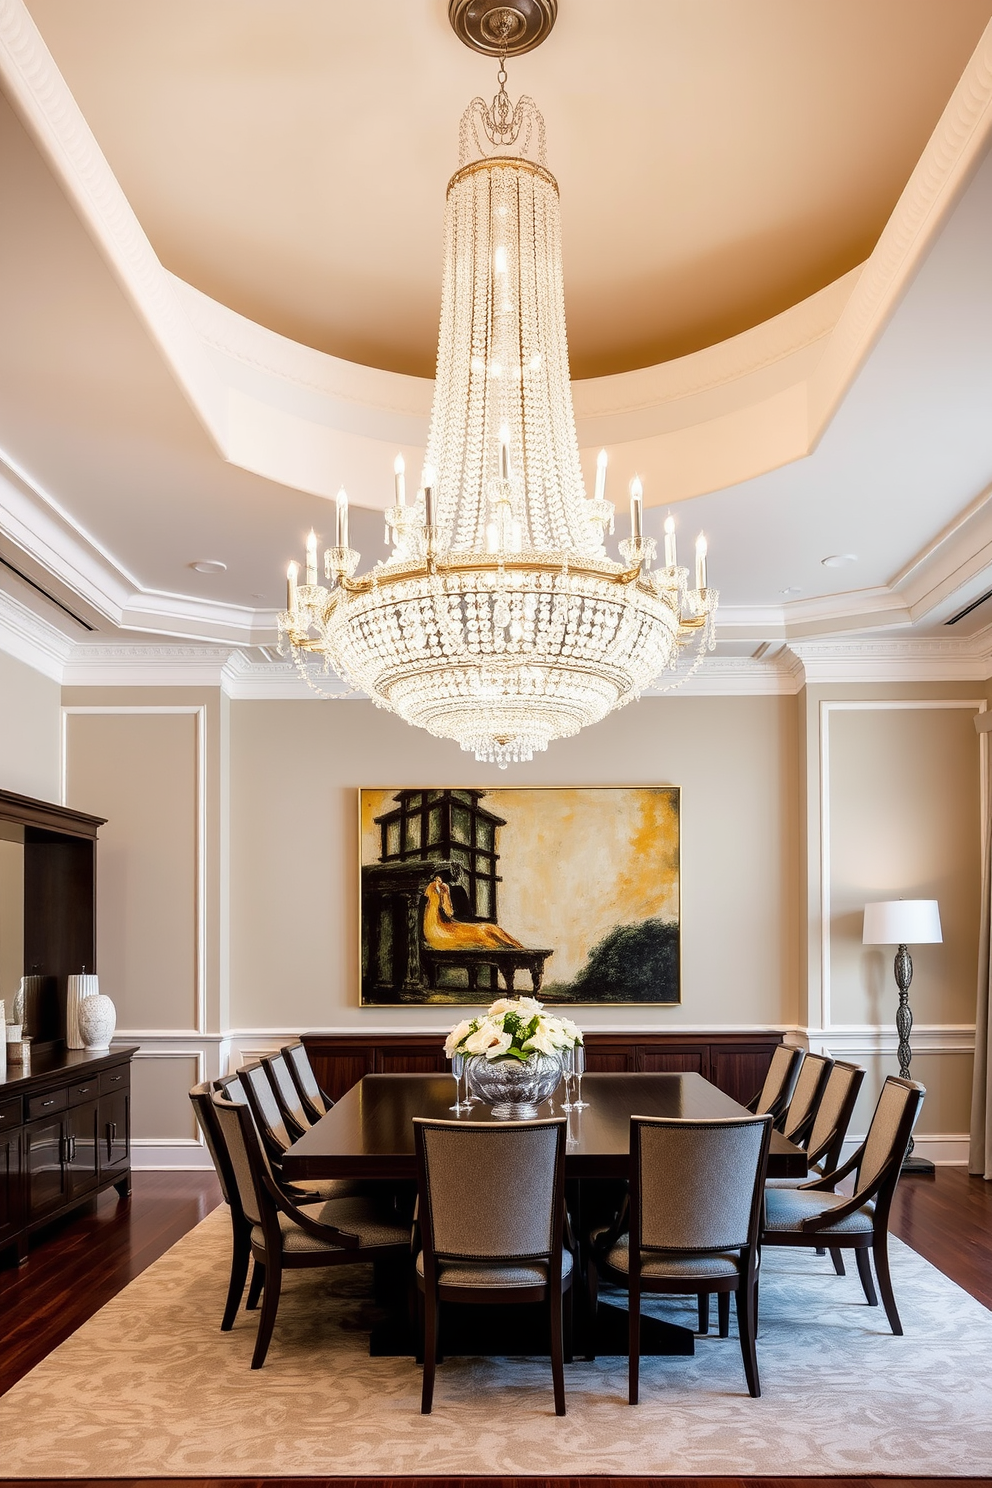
[559,1045,574,1111]
[449,1051,466,1113]
[572,1042,588,1109]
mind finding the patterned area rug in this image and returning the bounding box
[1,1203,991,1478]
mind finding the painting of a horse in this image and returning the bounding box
[359,786,680,1006]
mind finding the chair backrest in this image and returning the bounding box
[215,1070,249,1104]
[240,1061,292,1156]
[188,1080,237,1211]
[805,1059,865,1171]
[632,1115,772,1254]
[781,1052,833,1142]
[854,1076,925,1200]
[754,1045,804,1119]
[283,1041,328,1118]
[262,1051,311,1134]
[211,1089,277,1232]
[415,1118,566,1262]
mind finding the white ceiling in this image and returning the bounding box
[1,0,992,690]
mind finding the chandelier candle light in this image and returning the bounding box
[280,19,717,766]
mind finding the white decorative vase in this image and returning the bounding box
[77,993,116,1051]
[466,1051,562,1119]
[66,974,100,1049]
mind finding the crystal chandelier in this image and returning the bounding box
[279,20,717,767]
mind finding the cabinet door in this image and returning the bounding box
[638,1046,706,1075]
[24,1116,69,1221]
[99,1088,130,1175]
[0,1127,23,1246]
[67,1100,100,1199]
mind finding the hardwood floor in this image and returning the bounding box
[1,1168,990,1488]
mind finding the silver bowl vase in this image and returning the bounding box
[466,1051,562,1119]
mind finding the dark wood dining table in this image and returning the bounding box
[282,1070,805,1359]
[281,1070,809,1184]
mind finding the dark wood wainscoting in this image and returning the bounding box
[303,1030,784,1107]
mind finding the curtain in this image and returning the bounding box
[970,726,992,1178]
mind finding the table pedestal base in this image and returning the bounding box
[369,1298,694,1358]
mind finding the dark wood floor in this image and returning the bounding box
[1,1168,991,1488]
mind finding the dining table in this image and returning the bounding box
[281,1070,807,1359]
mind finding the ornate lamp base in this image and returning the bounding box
[893,943,934,1176]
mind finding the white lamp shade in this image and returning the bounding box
[863,899,942,946]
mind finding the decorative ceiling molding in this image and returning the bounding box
[0,586,74,680]
[807,16,992,446]
[788,637,992,684]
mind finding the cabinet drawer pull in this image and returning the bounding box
[41,1098,55,1107]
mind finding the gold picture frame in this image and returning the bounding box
[359,786,681,1007]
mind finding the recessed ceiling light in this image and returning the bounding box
[821,553,857,569]
[189,560,227,574]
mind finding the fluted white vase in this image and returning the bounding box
[66,974,100,1049]
[77,993,116,1051]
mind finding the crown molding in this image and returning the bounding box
[789,637,992,684]
[0,587,74,680]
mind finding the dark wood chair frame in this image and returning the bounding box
[790,1060,866,1276]
[590,1114,773,1403]
[414,1116,573,1417]
[188,1082,263,1330]
[760,1076,925,1335]
[261,1050,310,1141]
[211,1091,410,1369]
[283,1040,332,1125]
[746,1045,804,1123]
[777,1052,834,1141]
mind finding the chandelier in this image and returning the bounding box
[279,5,717,767]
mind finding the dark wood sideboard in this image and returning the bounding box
[303,1030,785,1109]
[0,1044,136,1266]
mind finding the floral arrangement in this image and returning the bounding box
[444,996,582,1063]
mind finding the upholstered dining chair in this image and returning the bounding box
[589,1114,772,1402]
[215,1066,359,1204]
[261,1050,312,1139]
[189,1081,260,1331]
[283,1040,332,1124]
[211,1090,411,1368]
[746,1044,804,1123]
[777,1052,833,1142]
[413,1116,571,1416]
[762,1075,925,1335]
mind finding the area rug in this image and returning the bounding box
[1,1204,991,1478]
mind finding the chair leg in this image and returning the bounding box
[421,1286,438,1414]
[717,1289,731,1339]
[734,1279,760,1399]
[815,1245,826,1256]
[250,1255,282,1370]
[830,1247,846,1276]
[222,1228,251,1331]
[549,1288,567,1417]
[628,1278,641,1405]
[697,1292,710,1334]
[586,1257,599,1361]
[246,1259,264,1311]
[855,1245,878,1307]
[563,1282,574,1365]
[872,1231,903,1336]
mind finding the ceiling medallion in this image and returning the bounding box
[448,0,557,58]
[279,47,717,766]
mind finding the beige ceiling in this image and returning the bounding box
[25,0,992,380]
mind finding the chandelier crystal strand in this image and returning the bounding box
[278,64,717,766]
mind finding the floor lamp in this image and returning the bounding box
[862,898,941,1176]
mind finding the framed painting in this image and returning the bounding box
[359,786,680,1006]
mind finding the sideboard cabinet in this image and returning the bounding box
[303,1030,784,1109]
[0,1045,136,1266]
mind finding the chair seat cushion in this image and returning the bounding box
[763,1187,875,1234]
[284,1178,366,1202]
[590,1229,741,1279]
[416,1248,573,1289]
[252,1196,410,1255]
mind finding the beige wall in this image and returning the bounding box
[0,648,61,801]
[229,695,800,1032]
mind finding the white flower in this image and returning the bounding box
[464,1020,506,1055]
[521,1026,558,1057]
[444,1019,474,1058]
[484,1030,514,1060]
